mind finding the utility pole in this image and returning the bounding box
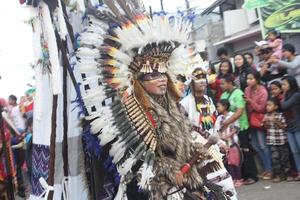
[185,0,190,10]
[160,0,164,10]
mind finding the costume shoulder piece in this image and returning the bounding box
[76,0,201,197]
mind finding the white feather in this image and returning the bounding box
[110,139,124,156]
[137,162,154,190]
[90,117,108,133]
[82,75,102,85]
[114,177,128,200]
[85,107,112,120]
[117,156,137,176]
[99,125,119,145]
[82,87,106,102]
[77,47,100,59]
[110,139,126,163]
[88,15,109,30]
[79,32,103,46]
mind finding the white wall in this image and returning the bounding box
[223,9,250,36]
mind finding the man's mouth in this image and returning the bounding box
[159,85,167,90]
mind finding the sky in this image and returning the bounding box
[0,1,34,99]
[0,0,215,100]
[143,0,215,12]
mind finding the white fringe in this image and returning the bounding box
[57,0,68,40]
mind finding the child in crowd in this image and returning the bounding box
[262,98,291,182]
[25,116,33,186]
[214,99,243,187]
[269,81,283,101]
[267,30,282,60]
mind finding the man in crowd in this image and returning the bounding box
[180,69,238,199]
[8,95,26,197]
[215,47,235,73]
[259,46,286,85]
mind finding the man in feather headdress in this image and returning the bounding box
[180,69,238,199]
[77,1,235,199]
[180,68,217,135]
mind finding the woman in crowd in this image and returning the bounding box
[244,71,271,179]
[281,76,300,181]
[220,74,258,185]
[269,81,283,101]
[269,44,300,86]
[210,60,234,102]
[234,53,254,91]
[244,52,256,69]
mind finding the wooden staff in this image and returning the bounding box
[47,95,58,200]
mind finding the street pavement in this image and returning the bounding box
[237,180,300,200]
[14,180,300,200]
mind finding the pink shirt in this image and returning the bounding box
[268,38,282,59]
[245,85,268,114]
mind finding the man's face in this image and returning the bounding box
[244,55,253,65]
[261,51,272,61]
[282,49,292,59]
[193,81,207,98]
[220,79,231,92]
[142,72,168,96]
[219,54,229,62]
[8,98,14,106]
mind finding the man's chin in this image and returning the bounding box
[155,89,167,96]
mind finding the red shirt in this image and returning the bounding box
[245,85,268,114]
[209,78,223,102]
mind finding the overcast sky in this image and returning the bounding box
[143,0,215,12]
[0,1,34,100]
[0,0,215,100]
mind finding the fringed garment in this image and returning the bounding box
[143,92,215,199]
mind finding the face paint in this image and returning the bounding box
[193,80,207,98]
[142,72,167,81]
[142,72,168,96]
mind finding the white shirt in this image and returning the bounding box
[10,105,25,130]
[180,93,216,130]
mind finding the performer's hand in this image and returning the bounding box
[196,146,210,161]
[175,171,184,187]
[219,143,229,153]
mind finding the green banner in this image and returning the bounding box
[243,0,270,10]
[260,0,300,35]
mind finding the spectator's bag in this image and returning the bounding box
[250,112,264,129]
